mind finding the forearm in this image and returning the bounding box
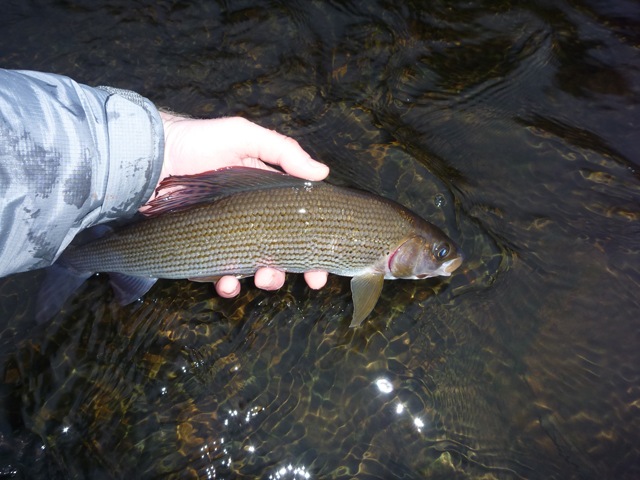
[0,69,164,276]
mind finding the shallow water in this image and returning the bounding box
[1,1,639,478]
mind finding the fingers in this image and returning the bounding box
[239,119,330,181]
[216,269,329,298]
[215,272,282,299]
[254,267,286,291]
[304,271,328,289]
[215,270,285,298]
[255,268,329,292]
[216,276,241,298]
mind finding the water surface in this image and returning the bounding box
[1,1,638,478]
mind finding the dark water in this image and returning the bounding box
[1,1,639,478]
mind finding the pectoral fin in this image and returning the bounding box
[349,273,384,328]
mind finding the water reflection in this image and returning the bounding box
[1,0,639,478]
[374,377,393,394]
[268,463,312,480]
[374,375,429,432]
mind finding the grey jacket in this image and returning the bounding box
[0,69,164,276]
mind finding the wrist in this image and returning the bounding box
[157,110,191,185]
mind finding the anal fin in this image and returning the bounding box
[108,273,158,305]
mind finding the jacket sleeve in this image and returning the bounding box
[0,69,164,276]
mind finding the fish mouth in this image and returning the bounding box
[442,256,463,275]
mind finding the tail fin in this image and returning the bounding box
[34,224,160,323]
[35,268,159,324]
[34,224,114,323]
[35,263,92,324]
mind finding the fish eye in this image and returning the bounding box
[434,243,450,260]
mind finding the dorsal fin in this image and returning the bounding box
[144,167,317,216]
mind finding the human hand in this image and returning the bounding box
[147,112,330,297]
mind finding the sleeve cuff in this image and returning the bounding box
[96,86,164,220]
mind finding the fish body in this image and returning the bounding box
[44,168,462,326]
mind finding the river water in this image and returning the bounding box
[1,1,638,478]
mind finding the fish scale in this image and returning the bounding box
[65,183,411,279]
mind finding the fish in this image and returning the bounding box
[37,167,463,326]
